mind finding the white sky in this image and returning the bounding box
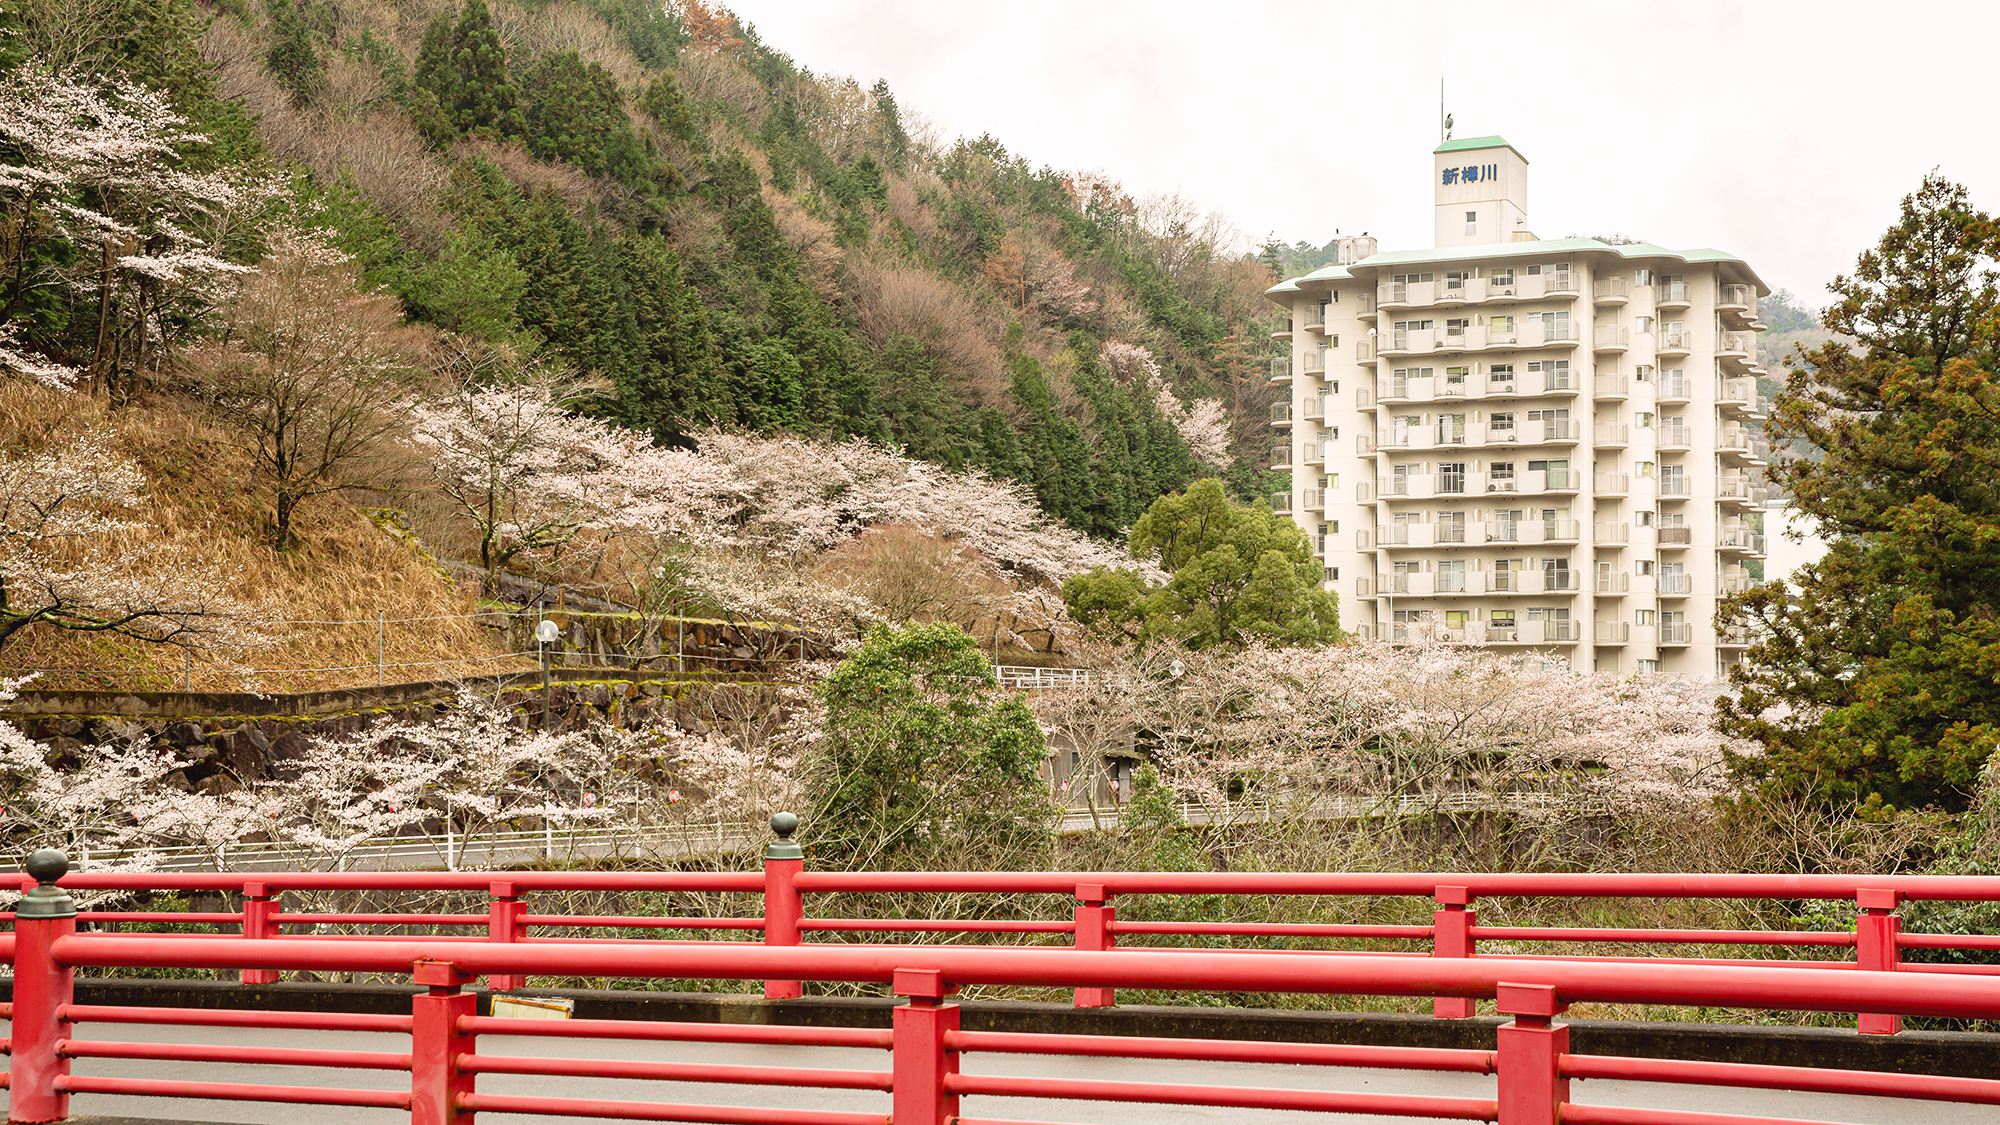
[729,0,1998,307]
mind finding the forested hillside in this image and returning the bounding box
[0,0,1283,538]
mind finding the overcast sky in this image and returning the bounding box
[730,0,1995,307]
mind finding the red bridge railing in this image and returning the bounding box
[14,814,2000,1036]
[6,842,2000,1125]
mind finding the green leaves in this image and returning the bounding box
[814,622,1054,868]
[1723,173,2000,811]
[1063,479,1337,649]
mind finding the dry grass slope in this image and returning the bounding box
[0,384,526,693]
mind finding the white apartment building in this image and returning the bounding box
[1266,136,1771,676]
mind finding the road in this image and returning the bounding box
[0,1019,1985,1125]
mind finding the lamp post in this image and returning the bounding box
[535,617,560,731]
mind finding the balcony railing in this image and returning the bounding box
[1595,571,1630,593]
[1719,283,1754,310]
[1542,519,1581,542]
[1658,526,1693,545]
[1657,281,1692,307]
[1719,572,1755,595]
[1595,374,1629,399]
[1595,422,1630,446]
[1543,271,1578,294]
[1301,488,1327,510]
[1434,425,1470,446]
[1543,367,1579,392]
[1595,620,1630,643]
[1270,402,1293,423]
[1435,471,1469,495]
[1660,574,1693,595]
[1546,618,1579,639]
[1595,522,1630,545]
[1660,622,1693,644]
[1355,339,1374,361]
[1270,492,1292,513]
[1302,440,1327,465]
[1594,472,1630,494]
[1720,332,1755,357]
[1356,434,1377,455]
[1718,425,1755,451]
[1719,526,1767,553]
[1594,325,1631,352]
[1658,424,1692,449]
[1268,443,1291,467]
[1303,349,1328,374]
[1543,570,1580,592]
[1658,373,1692,401]
[1594,276,1631,303]
[1272,317,1294,337]
[1658,476,1692,497]
[1300,396,1325,420]
[1356,385,1375,409]
[1436,523,1469,545]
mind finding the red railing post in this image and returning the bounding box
[1856,887,1902,1035]
[410,960,477,1125]
[240,880,280,986]
[487,880,526,992]
[891,968,960,1125]
[1495,982,1569,1125]
[9,849,76,1124]
[1073,882,1116,1009]
[1433,885,1476,1018]
[762,811,804,1000]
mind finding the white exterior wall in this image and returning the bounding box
[1270,140,1769,677]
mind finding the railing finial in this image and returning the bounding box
[18,847,75,919]
[765,811,803,860]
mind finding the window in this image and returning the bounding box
[1445,271,1469,291]
[1393,273,1435,284]
[1636,610,1656,626]
[1444,366,1469,391]
[1465,210,1478,235]
[1491,609,1517,628]
[1489,362,1516,384]
[1437,511,1466,543]
[1445,318,1469,340]
[1490,268,1516,288]
[1489,463,1516,491]
[1490,315,1516,339]
[1635,315,1654,334]
[1636,511,1654,527]
[1634,269,1653,286]
[1444,609,1470,628]
[1327,567,1340,581]
[1490,411,1516,434]
[1635,364,1655,382]
[1636,560,1655,575]
[1636,412,1655,428]
[1438,414,1466,444]
[1438,462,1467,493]
[1636,460,1654,477]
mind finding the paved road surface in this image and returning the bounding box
[0,1019,1985,1125]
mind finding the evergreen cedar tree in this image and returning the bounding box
[1720,174,2000,813]
[814,622,1053,868]
[1063,479,1338,649]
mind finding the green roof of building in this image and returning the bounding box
[1264,238,1767,304]
[1434,135,1521,157]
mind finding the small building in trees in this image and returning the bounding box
[1267,136,1772,678]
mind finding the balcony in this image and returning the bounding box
[1356,433,1376,455]
[1719,283,1758,326]
[1657,373,1692,403]
[1718,475,1767,504]
[1356,480,1375,502]
[1657,424,1692,450]
[1272,317,1294,339]
[1594,276,1631,305]
[1660,622,1694,645]
[1595,374,1629,400]
[1301,396,1324,420]
[1595,522,1630,545]
[1595,570,1631,593]
[1302,349,1329,375]
[1719,525,1767,554]
[1301,440,1327,466]
[1433,470,1471,496]
[1543,569,1580,591]
[1658,526,1693,546]
[1542,271,1579,295]
[1378,378,1415,403]
[1269,356,1293,384]
[1594,472,1630,496]
[1718,425,1756,454]
[1542,366,1581,393]
[1658,476,1692,498]
[1376,428,1415,450]
[1656,282,1692,310]
[1435,522,1470,545]
[1716,378,1757,411]
[1355,577,1374,599]
[1594,324,1631,353]
[1301,488,1327,511]
[1480,467,1578,496]
[1595,620,1631,643]
[1719,571,1755,595]
[1657,326,1693,357]
[1434,424,1471,447]
[1719,332,1755,359]
[1356,385,1375,410]
[1268,443,1290,469]
[1270,492,1292,513]
[1718,627,1752,648]
[1660,574,1693,595]
[1270,401,1293,425]
[1482,517,1579,545]
[1355,338,1375,362]
[1595,422,1630,447]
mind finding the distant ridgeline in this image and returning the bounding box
[0,0,1285,532]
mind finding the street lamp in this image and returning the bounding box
[535,618,560,729]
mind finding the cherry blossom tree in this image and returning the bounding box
[1153,385,1232,467]
[0,426,266,654]
[0,60,274,399]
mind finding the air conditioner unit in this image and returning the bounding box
[1496,286,1516,296]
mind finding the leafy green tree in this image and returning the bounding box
[263,0,324,106]
[413,0,522,140]
[1720,174,2000,811]
[616,234,725,439]
[810,622,1054,868]
[521,51,648,186]
[1064,479,1337,648]
[411,228,527,341]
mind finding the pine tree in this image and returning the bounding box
[1720,173,2000,811]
